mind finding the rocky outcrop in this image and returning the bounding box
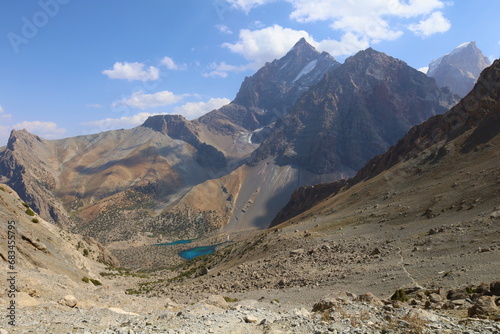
[198,38,341,134]
[251,48,458,174]
[428,41,491,97]
[271,58,499,227]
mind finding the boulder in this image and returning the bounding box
[356,292,384,306]
[490,281,500,296]
[59,295,77,308]
[468,296,499,319]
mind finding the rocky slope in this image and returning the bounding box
[427,41,491,97]
[272,58,500,227]
[250,48,458,174]
[197,38,341,135]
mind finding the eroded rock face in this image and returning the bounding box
[250,48,458,174]
[468,296,499,319]
[428,42,491,97]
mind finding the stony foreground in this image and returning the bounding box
[2,287,500,334]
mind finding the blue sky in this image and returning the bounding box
[0,0,499,145]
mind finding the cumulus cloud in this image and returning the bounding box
[226,0,273,13]
[82,112,166,131]
[418,66,430,74]
[223,0,452,62]
[204,62,252,78]
[112,90,186,110]
[13,121,66,139]
[408,11,451,37]
[173,98,231,119]
[223,25,314,69]
[0,105,13,119]
[216,24,233,34]
[102,62,160,81]
[161,57,187,70]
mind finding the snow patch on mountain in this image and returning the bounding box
[293,59,318,84]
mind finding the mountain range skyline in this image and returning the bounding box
[1,0,499,145]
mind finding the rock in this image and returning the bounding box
[490,281,500,296]
[293,308,311,317]
[0,329,8,334]
[244,315,259,323]
[290,248,305,256]
[17,292,40,307]
[312,297,341,312]
[164,298,181,310]
[108,307,140,316]
[447,289,468,301]
[468,296,499,319]
[429,293,443,303]
[370,248,381,256]
[407,308,446,323]
[59,295,77,308]
[475,283,490,295]
[206,295,229,310]
[356,293,384,306]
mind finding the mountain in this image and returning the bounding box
[197,38,341,135]
[272,58,500,227]
[427,41,491,97]
[250,48,458,174]
[0,41,460,242]
[161,48,459,232]
[0,183,117,287]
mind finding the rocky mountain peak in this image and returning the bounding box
[427,41,491,97]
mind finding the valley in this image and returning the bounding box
[1,41,499,333]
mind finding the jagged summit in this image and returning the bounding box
[427,41,491,97]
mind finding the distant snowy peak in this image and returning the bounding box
[427,41,491,97]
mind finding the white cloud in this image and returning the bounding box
[223,25,315,69]
[216,24,233,34]
[0,105,13,119]
[13,121,66,139]
[112,90,186,110]
[161,57,187,70]
[224,0,451,59]
[408,11,451,37]
[83,112,167,131]
[86,103,103,108]
[203,62,252,78]
[173,98,231,119]
[226,0,272,13]
[102,62,160,81]
[418,66,429,74]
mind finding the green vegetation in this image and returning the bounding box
[224,296,239,303]
[25,208,35,216]
[90,278,102,286]
[0,186,5,192]
[31,218,40,223]
[83,249,89,257]
[82,277,102,286]
[100,266,149,279]
[390,289,409,302]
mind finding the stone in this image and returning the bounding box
[429,293,443,303]
[490,281,500,296]
[244,315,259,323]
[356,292,384,306]
[468,296,499,319]
[206,295,229,310]
[447,289,468,301]
[59,295,77,308]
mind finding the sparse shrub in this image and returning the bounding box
[25,208,35,216]
[31,218,40,223]
[224,296,239,303]
[82,277,90,283]
[90,279,102,286]
[22,202,29,208]
[83,249,89,256]
[391,289,409,302]
[0,186,5,192]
